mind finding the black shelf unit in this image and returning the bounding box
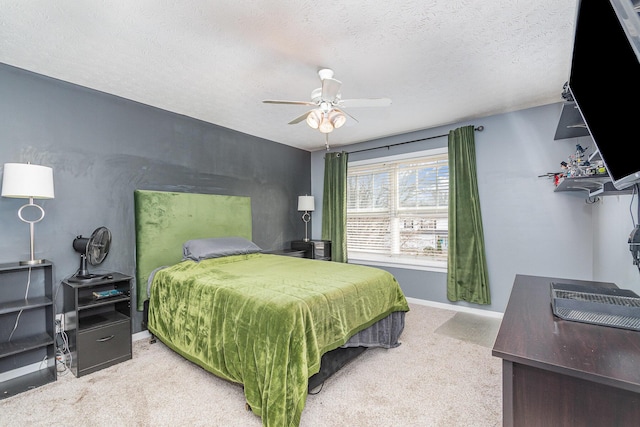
[262,249,306,257]
[0,261,56,399]
[62,272,132,377]
[291,240,332,261]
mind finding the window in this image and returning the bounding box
[347,148,448,270]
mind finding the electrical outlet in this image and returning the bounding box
[55,313,64,333]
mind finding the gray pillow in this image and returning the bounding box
[182,237,262,261]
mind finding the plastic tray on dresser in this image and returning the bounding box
[551,282,640,331]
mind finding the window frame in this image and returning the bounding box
[347,148,449,272]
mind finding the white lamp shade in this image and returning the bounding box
[298,195,315,211]
[318,115,334,133]
[2,163,55,199]
[329,110,346,129]
[306,110,322,129]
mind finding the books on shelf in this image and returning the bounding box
[93,289,123,299]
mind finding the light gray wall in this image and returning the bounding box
[593,194,640,288]
[0,63,311,333]
[311,103,639,313]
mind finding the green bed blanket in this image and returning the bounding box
[147,253,409,427]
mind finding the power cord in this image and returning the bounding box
[629,184,637,226]
[55,329,73,375]
[628,185,640,272]
[39,355,49,370]
[52,277,74,374]
[308,382,324,395]
[585,195,600,204]
[8,267,32,342]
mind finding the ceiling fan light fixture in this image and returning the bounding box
[306,110,322,129]
[329,110,346,129]
[263,69,391,143]
[318,115,334,133]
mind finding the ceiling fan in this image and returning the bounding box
[263,68,392,137]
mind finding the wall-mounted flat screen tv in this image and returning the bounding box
[569,0,640,190]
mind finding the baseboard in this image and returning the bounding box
[0,361,45,382]
[132,330,151,342]
[406,297,503,319]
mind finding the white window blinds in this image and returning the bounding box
[347,151,449,267]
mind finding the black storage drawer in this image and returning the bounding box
[77,320,131,375]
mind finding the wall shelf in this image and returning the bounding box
[553,149,633,197]
[554,101,590,140]
[555,175,634,197]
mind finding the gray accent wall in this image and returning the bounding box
[0,63,310,333]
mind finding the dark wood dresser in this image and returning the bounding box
[492,274,640,426]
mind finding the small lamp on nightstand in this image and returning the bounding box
[1,162,55,265]
[297,195,315,242]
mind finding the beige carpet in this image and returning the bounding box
[0,303,503,426]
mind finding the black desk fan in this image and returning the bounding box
[69,226,112,281]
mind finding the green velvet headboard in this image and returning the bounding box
[134,190,252,310]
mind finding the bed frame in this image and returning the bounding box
[133,189,369,391]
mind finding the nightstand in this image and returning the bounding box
[291,240,332,261]
[263,249,307,258]
[61,273,132,377]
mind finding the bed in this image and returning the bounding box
[134,190,410,427]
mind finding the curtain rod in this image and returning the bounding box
[344,125,484,155]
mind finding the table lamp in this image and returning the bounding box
[2,163,55,265]
[297,195,315,242]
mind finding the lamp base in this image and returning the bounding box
[20,258,45,266]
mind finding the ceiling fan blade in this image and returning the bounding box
[339,98,392,108]
[334,107,359,123]
[321,78,342,102]
[288,110,313,124]
[263,100,316,106]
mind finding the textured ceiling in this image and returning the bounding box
[0,0,578,151]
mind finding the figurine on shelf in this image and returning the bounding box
[562,144,592,178]
[537,171,565,187]
[540,144,608,188]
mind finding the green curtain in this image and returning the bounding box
[447,125,491,305]
[322,151,349,263]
